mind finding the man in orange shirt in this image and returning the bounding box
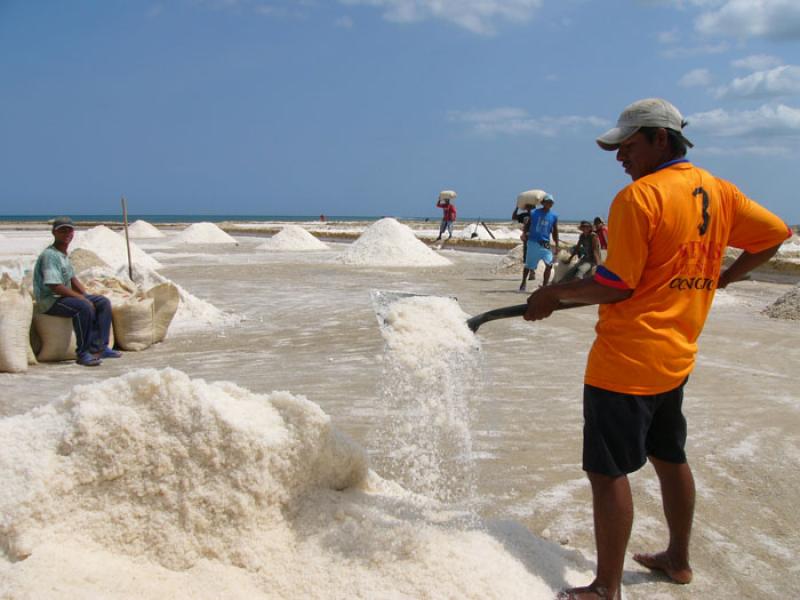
[524,98,790,600]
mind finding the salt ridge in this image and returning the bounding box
[258,225,328,251]
[172,222,238,245]
[71,225,162,271]
[127,220,166,239]
[0,368,585,599]
[341,218,451,267]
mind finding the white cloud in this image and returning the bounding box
[339,0,543,35]
[688,103,800,138]
[679,68,713,87]
[731,54,783,71]
[447,107,608,136]
[700,144,792,156]
[334,15,354,28]
[658,29,680,44]
[715,65,800,99]
[661,41,729,59]
[696,0,800,40]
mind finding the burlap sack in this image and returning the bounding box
[0,282,33,373]
[33,305,116,362]
[144,282,180,343]
[111,296,155,351]
[33,312,77,362]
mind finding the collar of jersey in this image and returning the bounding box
[655,158,690,172]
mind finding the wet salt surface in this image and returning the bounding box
[0,229,798,599]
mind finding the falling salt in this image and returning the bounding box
[371,295,481,504]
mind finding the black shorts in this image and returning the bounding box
[583,381,688,477]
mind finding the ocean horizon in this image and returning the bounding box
[0,214,527,225]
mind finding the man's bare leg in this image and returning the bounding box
[520,268,530,290]
[543,263,553,286]
[633,457,694,584]
[559,472,631,599]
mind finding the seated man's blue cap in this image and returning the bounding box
[542,194,554,203]
[52,216,75,232]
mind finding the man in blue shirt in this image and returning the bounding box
[520,195,559,291]
[33,217,121,367]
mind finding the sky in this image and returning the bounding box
[1,0,799,223]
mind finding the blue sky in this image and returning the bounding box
[1,0,799,222]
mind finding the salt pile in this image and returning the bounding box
[341,218,451,267]
[0,368,584,599]
[127,219,166,239]
[172,222,238,245]
[71,225,162,271]
[258,225,328,251]
[459,223,519,241]
[763,284,800,320]
[370,294,480,503]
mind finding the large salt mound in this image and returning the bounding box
[71,225,162,271]
[172,222,238,245]
[763,284,800,320]
[127,220,166,239]
[341,218,451,267]
[0,369,585,599]
[258,225,328,251]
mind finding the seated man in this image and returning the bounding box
[561,220,602,283]
[33,217,121,367]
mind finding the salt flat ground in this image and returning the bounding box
[1,232,798,599]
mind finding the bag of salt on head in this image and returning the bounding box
[112,296,155,351]
[0,276,34,373]
[144,282,180,343]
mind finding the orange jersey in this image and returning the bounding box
[586,161,790,395]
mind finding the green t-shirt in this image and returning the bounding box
[33,245,75,313]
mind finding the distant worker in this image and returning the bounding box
[523,98,790,600]
[319,214,326,222]
[512,198,535,271]
[519,193,559,291]
[560,220,602,283]
[594,217,609,250]
[33,217,122,367]
[436,190,457,241]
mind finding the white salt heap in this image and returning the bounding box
[0,368,584,599]
[171,222,238,245]
[127,219,167,239]
[258,225,328,251]
[341,218,451,267]
[71,225,162,271]
[763,283,800,320]
[371,294,479,503]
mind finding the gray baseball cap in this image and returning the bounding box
[596,98,694,151]
[51,216,75,232]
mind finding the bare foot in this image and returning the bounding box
[633,552,693,584]
[556,584,614,599]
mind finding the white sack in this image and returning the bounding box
[0,284,33,373]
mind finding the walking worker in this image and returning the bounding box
[522,98,790,600]
[519,192,559,291]
[33,217,122,367]
[512,193,537,273]
[435,190,457,241]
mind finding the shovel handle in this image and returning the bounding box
[467,304,528,332]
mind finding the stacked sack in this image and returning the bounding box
[31,249,181,361]
[81,274,180,352]
[0,274,35,373]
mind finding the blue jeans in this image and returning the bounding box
[46,294,113,356]
[438,220,454,238]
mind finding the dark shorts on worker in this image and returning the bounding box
[582,380,688,478]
